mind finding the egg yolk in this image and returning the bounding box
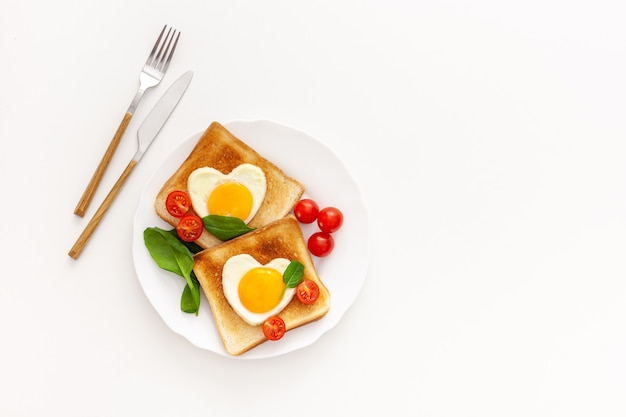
[238,267,284,313]
[208,182,253,221]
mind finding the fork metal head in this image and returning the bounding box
[145,25,180,76]
[140,25,180,89]
[129,25,181,113]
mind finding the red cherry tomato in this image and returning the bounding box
[317,207,343,233]
[166,190,191,218]
[308,232,334,257]
[262,316,286,341]
[296,279,320,305]
[176,215,204,242]
[294,199,319,224]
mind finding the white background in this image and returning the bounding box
[2,1,625,416]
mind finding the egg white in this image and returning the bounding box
[187,163,266,224]
[222,254,295,326]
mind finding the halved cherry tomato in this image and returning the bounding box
[296,279,320,305]
[317,207,343,233]
[176,215,204,242]
[294,199,319,224]
[308,231,334,257]
[262,316,286,341]
[166,190,191,218]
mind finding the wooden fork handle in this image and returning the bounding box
[69,159,138,259]
[74,111,133,217]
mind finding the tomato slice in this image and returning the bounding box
[262,316,286,341]
[166,190,191,218]
[177,215,204,242]
[296,279,320,305]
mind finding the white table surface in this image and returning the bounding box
[2,1,625,416]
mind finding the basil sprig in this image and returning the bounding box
[203,214,255,241]
[143,227,201,315]
[180,272,201,314]
[280,260,304,298]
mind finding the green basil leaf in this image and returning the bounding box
[181,272,201,315]
[202,215,255,241]
[283,260,304,288]
[143,227,194,290]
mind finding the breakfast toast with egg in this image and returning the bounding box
[193,215,331,356]
[155,121,305,249]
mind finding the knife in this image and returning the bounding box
[69,70,194,259]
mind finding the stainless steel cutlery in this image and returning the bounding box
[74,25,181,217]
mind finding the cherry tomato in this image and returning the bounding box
[308,232,334,257]
[317,207,343,233]
[262,316,286,341]
[166,190,191,218]
[294,199,319,224]
[177,215,204,242]
[296,279,320,305]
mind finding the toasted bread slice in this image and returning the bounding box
[155,121,305,249]
[193,215,331,356]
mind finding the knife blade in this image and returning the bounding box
[68,70,194,259]
[134,70,194,162]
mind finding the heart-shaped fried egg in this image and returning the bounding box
[187,163,266,224]
[222,254,295,326]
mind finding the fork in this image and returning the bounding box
[74,25,181,217]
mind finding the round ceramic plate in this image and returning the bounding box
[132,120,369,359]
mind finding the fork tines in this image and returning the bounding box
[146,25,181,74]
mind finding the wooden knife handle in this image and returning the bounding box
[68,159,138,259]
[74,111,133,217]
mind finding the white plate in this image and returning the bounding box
[132,120,369,359]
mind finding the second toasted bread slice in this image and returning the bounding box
[155,121,305,249]
[193,215,331,356]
